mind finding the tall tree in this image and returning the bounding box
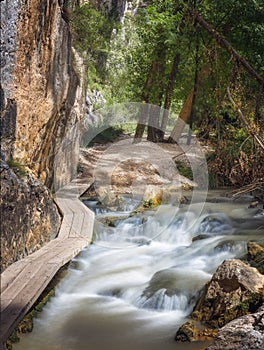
[160,52,181,140]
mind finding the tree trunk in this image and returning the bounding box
[168,61,210,143]
[160,53,181,140]
[187,40,199,145]
[255,82,263,123]
[146,47,166,142]
[168,88,194,143]
[147,105,162,142]
[134,62,156,141]
[134,44,167,142]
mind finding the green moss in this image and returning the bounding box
[7,158,27,176]
[35,289,55,312]
[237,301,249,313]
[5,331,19,349]
[143,199,154,208]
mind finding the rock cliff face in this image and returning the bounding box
[0,0,85,271]
[1,0,83,186]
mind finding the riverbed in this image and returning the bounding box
[14,191,264,350]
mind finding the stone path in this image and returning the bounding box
[0,181,94,347]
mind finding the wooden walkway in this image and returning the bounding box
[0,181,94,347]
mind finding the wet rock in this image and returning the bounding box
[125,236,151,246]
[196,214,233,235]
[192,259,264,328]
[99,288,122,298]
[206,309,264,350]
[143,269,180,299]
[175,321,197,342]
[143,185,163,206]
[233,195,256,203]
[97,214,130,227]
[214,240,238,252]
[192,234,209,242]
[247,242,264,274]
[254,209,264,218]
[248,242,264,263]
[248,200,260,208]
[175,320,217,342]
[141,267,209,309]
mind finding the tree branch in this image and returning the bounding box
[189,9,264,85]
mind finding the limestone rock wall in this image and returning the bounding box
[0,0,86,271]
[1,0,84,186]
[0,161,60,273]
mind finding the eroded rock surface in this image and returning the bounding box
[175,247,264,344]
[192,259,264,328]
[206,309,264,350]
[175,320,217,342]
[247,241,264,274]
[1,0,84,186]
[1,0,86,270]
[0,160,60,272]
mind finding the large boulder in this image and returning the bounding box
[192,259,264,328]
[140,268,210,311]
[206,309,264,350]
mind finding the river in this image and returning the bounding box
[14,191,264,350]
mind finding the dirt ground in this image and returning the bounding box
[77,134,203,203]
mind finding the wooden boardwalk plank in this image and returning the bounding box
[0,261,28,294]
[0,181,94,346]
[80,209,95,238]
[1,263,59,342]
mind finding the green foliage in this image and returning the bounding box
[71,2,119,90]
[72,3,113,55]
[237,301,249,313]
[71,0,263,187]
[143,199,154,208]
[175,160,193,180]
[7,159,27,176]
[201,0,264,73]
[87,126,124,146]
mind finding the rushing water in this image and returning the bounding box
[15,191,264,350]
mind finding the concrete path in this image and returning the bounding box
[0,180,94,347]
